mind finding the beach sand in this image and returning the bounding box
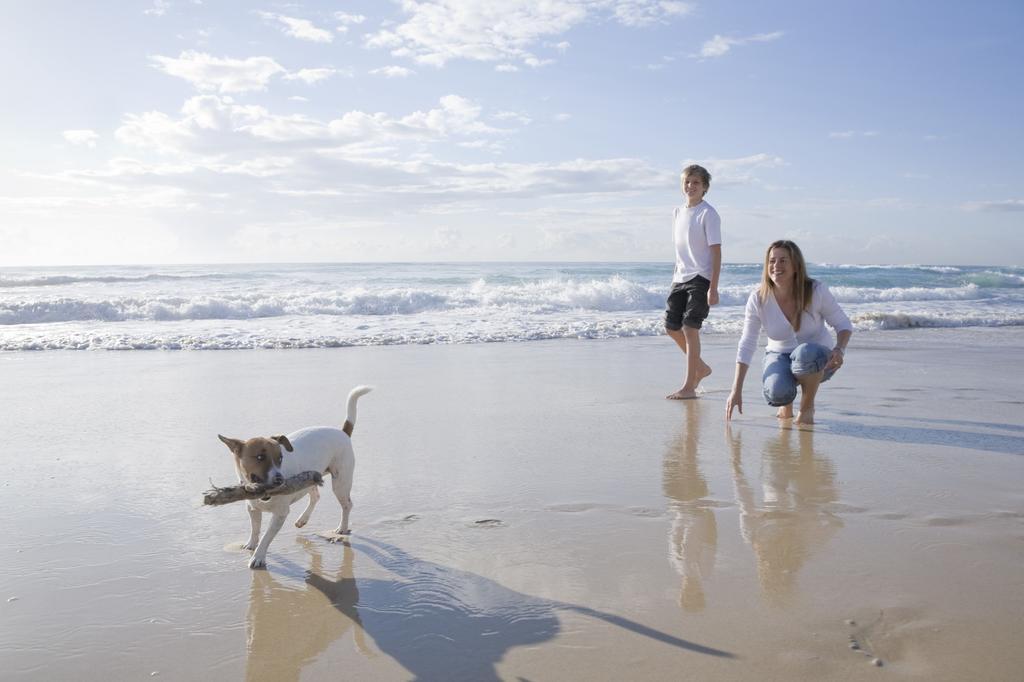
[2,328,1023,681]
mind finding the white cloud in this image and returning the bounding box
[357,94,504,137]
[693,153,787,186]
[553,113,572,122]
[370,65,415,78]
[258,12,333,43]
[283,68,339,84]
[365,0,691,67]
[457,139,505,152]
[150,51,285,93]
[493,110,532,125]
[829,130,879,139]
[334,12,366,33]
[101,116,672,202]
[962,199,1024,212]
[612,0,693,27]
[647,54,676,70]
[116,111,196,154]
[144,0,170,17]
[63,130,99,147]
[697,31,783,59]
[335,12,366,24]
[113,93,512,157]
[496,64,520,73]
[431,227,463,249]
[523,56,555,68]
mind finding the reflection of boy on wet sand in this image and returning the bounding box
[663,402,718,611]
[728,426,842,606]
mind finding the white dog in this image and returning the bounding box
[217,386,373,568]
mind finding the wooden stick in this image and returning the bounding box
[203,471,323,506]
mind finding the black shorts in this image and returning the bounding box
[664,276,711,330]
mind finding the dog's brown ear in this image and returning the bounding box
[218,434,244,455]
[272,435,293,452]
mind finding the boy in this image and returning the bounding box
[665,164,721,400]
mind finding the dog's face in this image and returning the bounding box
[218,434,293,486]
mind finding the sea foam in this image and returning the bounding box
[2,262,1022,350]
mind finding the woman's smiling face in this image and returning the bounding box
[768,247,795,286]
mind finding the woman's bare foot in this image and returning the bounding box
[776,405,794,419]
[666,388,699,400]
[795,408,815,425]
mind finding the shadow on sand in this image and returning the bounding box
[822,414,1024,456]
[244,535,735,681]
[836,410,1024,435]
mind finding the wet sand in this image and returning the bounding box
[1,327,1023,680]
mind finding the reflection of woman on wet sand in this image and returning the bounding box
[662,402,718,611]
[726,240,853,425]
[728,425,843,605]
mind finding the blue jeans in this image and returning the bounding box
[762,343,835,407]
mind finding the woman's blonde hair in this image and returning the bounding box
[758,240,814,331]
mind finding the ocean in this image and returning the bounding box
[1,262,1022,351]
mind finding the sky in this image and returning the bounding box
[1,1,1022,266]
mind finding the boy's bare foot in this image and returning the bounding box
[666,388,700,400]
[776,405,794,419]
[693,362,713,390]
[795,408,815,425]
[668,363,713,399]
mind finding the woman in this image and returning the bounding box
[726,240,852,425]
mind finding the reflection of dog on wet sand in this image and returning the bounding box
[245,539,371,682]
[217,386,373,568]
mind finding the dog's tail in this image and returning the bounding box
[342,385,374,436]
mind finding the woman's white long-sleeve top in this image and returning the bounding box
[736,280,853,366]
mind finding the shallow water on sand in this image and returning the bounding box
[1,329,1023,680]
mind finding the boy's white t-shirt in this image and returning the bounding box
[672,200,721,283]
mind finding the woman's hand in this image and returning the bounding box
[726,363,749,421]
[827,331,852,373]
[826,346,845,372]
[726,390,743,420]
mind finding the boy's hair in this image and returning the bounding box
[681,164,711,188]
[758,240,815,331]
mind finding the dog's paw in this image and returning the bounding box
[242,541,258,551]
[248,554,267,569]
[294,518,308,528]
[333,528,352,536]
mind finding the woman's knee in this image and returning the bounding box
[790,343,829,376]
[763,373,797,406]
